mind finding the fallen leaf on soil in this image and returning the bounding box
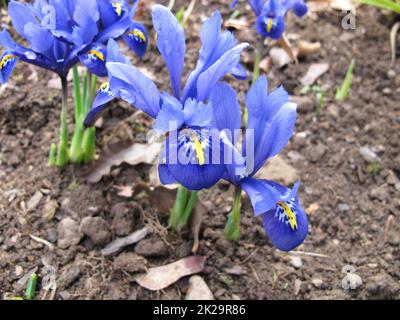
[135,256,206,291]
[87,142,162,183]
[270,47,291,68]
[390,22,400,69]
[101,227,149,257]
[301,63,330,86]
[133,183,177,216]
[297,40,322,58]
[185,276,214,300]
[278,35,298,64]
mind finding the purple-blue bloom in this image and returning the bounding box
[231,0,308,39]
[85,5,249,191]
[0,0,148,83]
[224,75,308,251]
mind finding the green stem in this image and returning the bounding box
[180,191,198,228]
[82,127,96,164]
[72,66,82,122]
[225,186,242,242]
[56,76,69,167]
[169,186,189,231]
[252,38,264,85]
[48,143,57,167]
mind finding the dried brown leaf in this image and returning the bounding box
[135,256,206,291]
[297,40,322,58]
[87,142,162,183]
[300,62,330,86]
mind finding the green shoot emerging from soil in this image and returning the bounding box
[336,59,355,102]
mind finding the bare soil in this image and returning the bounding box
[0,1,399,300]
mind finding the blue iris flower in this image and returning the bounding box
[224,75,308,251]
[0,0,148,83]
[85,5,249,191]
[231,0,308,40]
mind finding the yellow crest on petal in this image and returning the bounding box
[0,54,16,70]
[278,201,298,231]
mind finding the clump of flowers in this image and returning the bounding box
[0,0,148,166]
[85,4,308,251]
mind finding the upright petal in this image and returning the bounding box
[106,62,161,118]
[251,102,297,174]
[8,1,37,38]
[246,76,289,129]
[249,0,265,16]
[230,0,239,9]
[183,99,213,129]
[155,94,185,134]
[122,22,148,58]
[209,82,241,140]
[183,11,248,101]
[196,43,248,102]
[23,23,54,54]
[0,51,18,84]
[152,4,185,100]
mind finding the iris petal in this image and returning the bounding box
[196,43,248,102]
[209,82,241,138]
[106,62,161,118]
[240,178,282,216]
[79,43,107,77]
[122,22,148,58]
[183,11,247,101]
[262,196,308,252]
[0,51,18,84]
[166,129,225,190]
[152,4,186,99]
[84,82,116,127]
[241,178,308,252]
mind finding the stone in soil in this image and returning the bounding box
[57,218,83,249]
[111,202,135,236]
[80,217,111,246]
[135,238,169,258]
[113,252,148,273]
[58,264,81,291]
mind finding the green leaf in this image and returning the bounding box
[336,59,355,102]
[25,273,37,300]
[354,0,400,14]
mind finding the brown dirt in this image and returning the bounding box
[0,1,399,300]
